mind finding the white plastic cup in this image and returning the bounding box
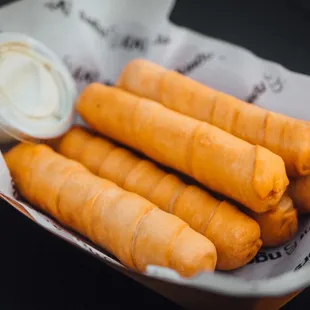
[0,32,77,144]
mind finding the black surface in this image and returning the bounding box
[172,0,310,76]
[1,0,310,309]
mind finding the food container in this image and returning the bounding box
[0,0,310,309]
[0,32,76,144]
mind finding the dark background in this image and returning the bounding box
[1,0,310,309]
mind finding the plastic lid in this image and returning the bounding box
[0,32,77,143]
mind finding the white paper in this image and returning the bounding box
[1,0,310,296]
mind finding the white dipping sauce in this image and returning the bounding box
[0,32,76,144]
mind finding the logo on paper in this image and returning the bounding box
[63,56,114,91]
[247,251,282,264]
[175,53,214,75]
[63,56,100,85]
[79,11,115,38]
[111,34,148,52]
[246,82,266,103]
[294,252,310,272]
[263,72,284,94]
[246,73,284,103]
[44,0,73,16]
[153,34,171,46]
[284,241,297,256]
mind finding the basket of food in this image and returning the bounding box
[1,0,310,309]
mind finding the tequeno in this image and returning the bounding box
[5,143,217,277]
[117,59,310,177]
[244,193,298,247]
[288,176,310,213]
[76,83,288,213]
[58,126,263,270]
